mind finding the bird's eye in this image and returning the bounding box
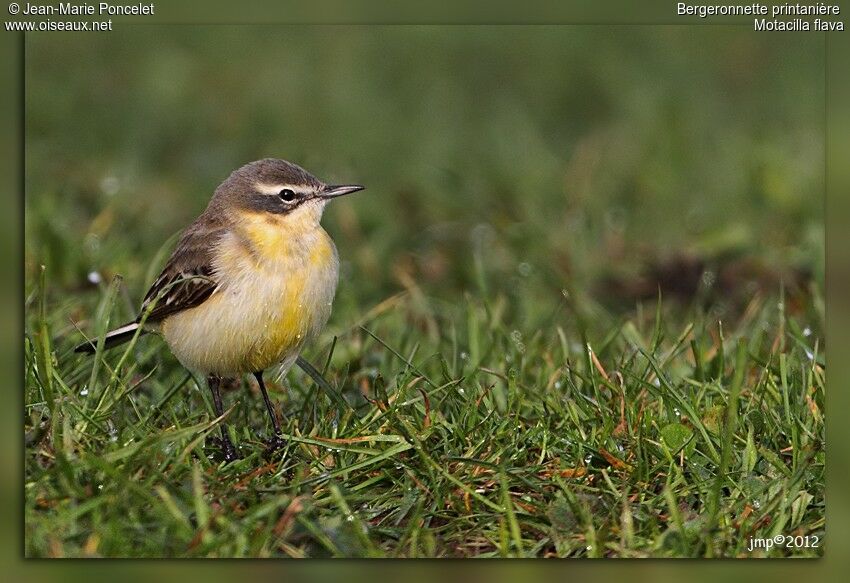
[278,188,296,202]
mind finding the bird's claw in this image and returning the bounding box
[206,436,241,463]
[263,434,287,458]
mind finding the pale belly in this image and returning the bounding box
[161,233,339,376]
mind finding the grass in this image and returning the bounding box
[23,26,825,558]
[25,263,825,557]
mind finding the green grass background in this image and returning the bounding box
[25,26,824,557]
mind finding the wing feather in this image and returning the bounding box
[137,223,223,323]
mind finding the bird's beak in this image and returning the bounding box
[320,184,365,199]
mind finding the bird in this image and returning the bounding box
[75,158,364,461]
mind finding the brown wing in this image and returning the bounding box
[137,223,223,324]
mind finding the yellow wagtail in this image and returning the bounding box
[75,158,364,460]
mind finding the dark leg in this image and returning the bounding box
[208,374,239,462]
[254,371,286,451]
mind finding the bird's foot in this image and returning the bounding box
[263,433,287,459]
[206,436,241,463]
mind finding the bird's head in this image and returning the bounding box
[210,158,363,230]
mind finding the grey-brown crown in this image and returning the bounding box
[220,158,324,192]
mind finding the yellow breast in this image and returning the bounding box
[161,210,339,376]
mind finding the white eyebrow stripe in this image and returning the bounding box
[254,183,304,195]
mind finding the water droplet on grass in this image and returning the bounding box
[87,271,102,285]
[100,175,120,196]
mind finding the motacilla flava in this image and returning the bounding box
[76,158,364,460]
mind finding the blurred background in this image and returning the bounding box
[25,25,824,331]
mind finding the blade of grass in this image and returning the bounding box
[296,355,352,415]
[704,338,748,556]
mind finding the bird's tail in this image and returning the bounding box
[74,321,144,354]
